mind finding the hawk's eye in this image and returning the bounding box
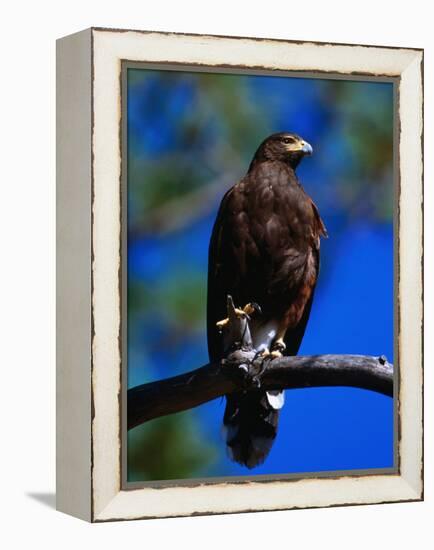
[282,137,294,144]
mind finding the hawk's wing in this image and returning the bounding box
[282,274,316,356]
[283,198,326,356]
[207,187,234,363]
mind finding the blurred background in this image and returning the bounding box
[126,67,394,482]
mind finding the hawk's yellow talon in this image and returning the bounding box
[242,302,262,317]
[217,303,255,330]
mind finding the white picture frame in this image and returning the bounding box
[56,27,423,522]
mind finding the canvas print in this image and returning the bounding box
[125,66,395,483]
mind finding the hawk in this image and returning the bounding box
[207,132,327,468]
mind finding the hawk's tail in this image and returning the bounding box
[222,390,285,469]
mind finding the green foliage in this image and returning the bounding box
[127,412,218,482]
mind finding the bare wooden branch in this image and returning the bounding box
[127,353,393,430]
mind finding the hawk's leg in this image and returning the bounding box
[242,346,268,387]
[270,338,286,358]
[270,323,287,358]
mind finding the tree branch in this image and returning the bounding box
[128,297,393,430]
[127,353,393,430]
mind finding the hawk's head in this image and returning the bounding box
[252,132,313,169]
